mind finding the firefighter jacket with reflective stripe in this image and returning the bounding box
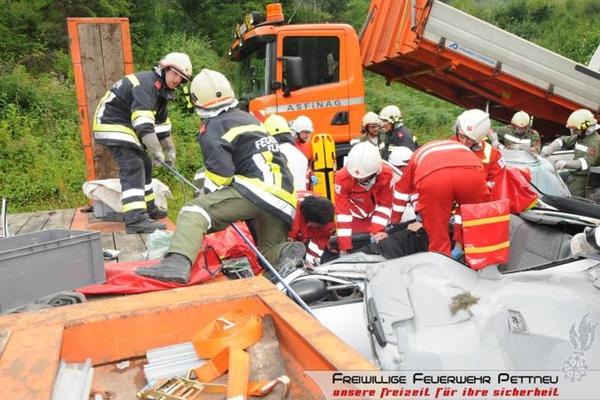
[383,124,418,160]
[392,139,483,223]
[559,132,600,176]
[199,108,297,227]
[495,125,541,152]
[93,70,174,149]
[334,164,394,251]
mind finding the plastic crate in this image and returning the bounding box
[0,229,106,313]
[93,200,124,222]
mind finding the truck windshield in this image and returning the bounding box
[235,45,270,108]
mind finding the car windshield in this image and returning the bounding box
[234,46,269,108]
[501,149,570,197]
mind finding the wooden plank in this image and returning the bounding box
[18,211,51,234]
[43,209,76,230]
[113,232,148,261]
[7,212,35,235]
[79,22,122,180]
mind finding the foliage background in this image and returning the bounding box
[1,0,599,215]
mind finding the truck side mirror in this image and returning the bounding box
[278,56,303,96]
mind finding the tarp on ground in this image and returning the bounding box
[77,223,261,295]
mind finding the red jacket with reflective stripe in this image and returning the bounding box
[334,164,394,250]
[392,139,483,223]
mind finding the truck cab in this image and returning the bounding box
[229,4,365,157]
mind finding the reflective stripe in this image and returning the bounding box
[336,214,352,223]
[145,183,153,191]
[415,143,468,165]
[122,201,146,212]
[504,134,530,144]
[223,124,268,143]
[155,122,172,133]
[575,143,589,152]
[264,96,364,115]
[481,142,492,164]
[205,169,234,187]
[194,171,206,180]
[394,192,410,201]
[122,188,145,200]
[462,215,510,227]
[374,205,392,217]
[127,74,140,86]
[307,240,323,255]
[336,228,352,237]
[145,192,156,202]
[454,215,462,224]
[464,241,510,254]
[371,215,388,226]
[579,158,589,170]
[392,205,406,212]
[234,178,296,219]
[180,205,212,230]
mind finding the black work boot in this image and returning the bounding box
[275,242,306,271]
[125,217,167,234]
[135,253,192,284]
[148,208,168,220]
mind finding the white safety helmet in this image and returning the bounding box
[388,146,414,167]
[347,142,382,179]
[379,105,402,124]
[290,115,314,134]
[456,109,491,142]
[566,109,598,134]
[159,52,192,82]
[361,111,381,128]
[264,114,291,136]
[511,111,531,128]
[190,69,238,116]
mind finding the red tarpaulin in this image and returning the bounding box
[77,223,260,295]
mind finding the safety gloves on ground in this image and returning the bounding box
[135,253,192,284]
[141,133,165,165]
[540,139,562,157]
[554,159,580,171]
[570,227,600,258]
[160,136,176,167]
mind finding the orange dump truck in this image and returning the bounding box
[229,0,600,155]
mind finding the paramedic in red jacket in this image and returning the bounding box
[335,142,394,255]
[289,192,336,265]
[452,109,506,186]
[392,139,492,256]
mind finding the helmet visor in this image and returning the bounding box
[169,67,190,82]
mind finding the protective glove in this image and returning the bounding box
[141,133,165,165]
[487,131,503,149]
[310,175,318,185]
[570,227,600,258]
[160,136,176,167]
[539,139,562,157]
[554,159,580,171]
[451,247,464,260]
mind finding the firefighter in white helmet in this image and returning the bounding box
[539,109,600,198]
[264,113,309,191]
[488,110,541,153]
[379,105,418,160]
[92,52,192,234]
[350,111,386,155]
[290,115,315,159]
[333,142,394,256]
[136,69,304,284]
[453,109,506,186]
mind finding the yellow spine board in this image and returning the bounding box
[311,133,336,203]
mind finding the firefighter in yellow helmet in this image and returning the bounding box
[488,110,541,153]
[540,109,600,198]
